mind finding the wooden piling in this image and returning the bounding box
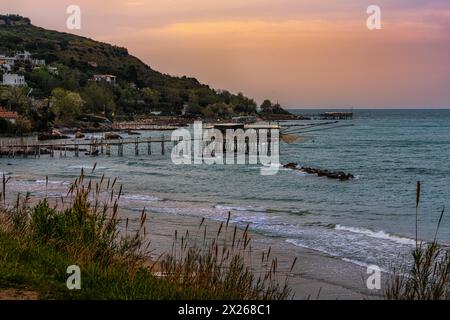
[118,141,123,156]
[147,137,152,155]
[135,138,139,156]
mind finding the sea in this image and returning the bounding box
[2,109,450,271]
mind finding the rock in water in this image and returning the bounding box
[75,131,85,139]
[283,163,354,181]
[105,132,122,140]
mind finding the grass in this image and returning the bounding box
[0,169,292,300]
[384,182,450,300]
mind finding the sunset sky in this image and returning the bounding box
[2,0,450,108]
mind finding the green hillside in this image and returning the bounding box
[0,14,259,129]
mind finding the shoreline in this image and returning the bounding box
[121,208,382,300]
[1,181,382,299]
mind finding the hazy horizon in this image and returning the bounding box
[2,0,450,108]
[287,107,450,110]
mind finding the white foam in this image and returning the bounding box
[335,225,416,246]
[214,205,266,213]
[286,239,390,272]
[35,179,63,185]
[122,194,161,202]
[286,239,336,257]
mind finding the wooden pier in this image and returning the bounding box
[296,112,353,120]
[0,136,171,159]
[319,112,353,120]
[0,131,280,159]
[0,124,282,160]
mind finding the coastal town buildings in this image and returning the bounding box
[0,51,57,86]
[0,51,48,71]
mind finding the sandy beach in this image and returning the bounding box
[126,208,382,300]
[1,185,382,300]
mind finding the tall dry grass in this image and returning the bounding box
[384,182,450,300]
[160,213,294,299]
[0,167,293,299]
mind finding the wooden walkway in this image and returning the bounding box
[0,136,171,158]
[0,136,279,159]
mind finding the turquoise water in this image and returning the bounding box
[2,109,450,270]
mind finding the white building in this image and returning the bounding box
[2,73,26,86]
[32,59,46,66]
[15,51,32,61]
[93,74,117,85]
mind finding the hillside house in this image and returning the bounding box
[2,73,26,86]
[32,59,46,66]
[0,107,19,124]
[93,74,117,85]
[15,51,32,61]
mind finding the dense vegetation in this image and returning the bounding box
[0,170,292,299]
[0,14,289,132]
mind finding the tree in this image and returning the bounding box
[50,88,83,126]
[14,116,32,136]
[195,87,219,107]
[0,86,30,114]
[161,87,182,114]
[57,64,81,91]
[183,92,201,116]
[259,100,289,115]
[217,90,232,104]
[28,103,54,132]
[29,68,60,96]
[141,87,160,109]
[81,83,116,117]
[260,99,273,113]
[0,117,14,135]
[202,102,233,119]
[232,93,257,114]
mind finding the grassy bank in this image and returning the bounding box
[0,171,291,300]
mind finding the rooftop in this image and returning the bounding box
[0,107,19,119]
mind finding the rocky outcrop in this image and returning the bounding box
[38,132,69,141]
[74,131,85,139]
[283,163,354,181]
[0,15,31,26]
